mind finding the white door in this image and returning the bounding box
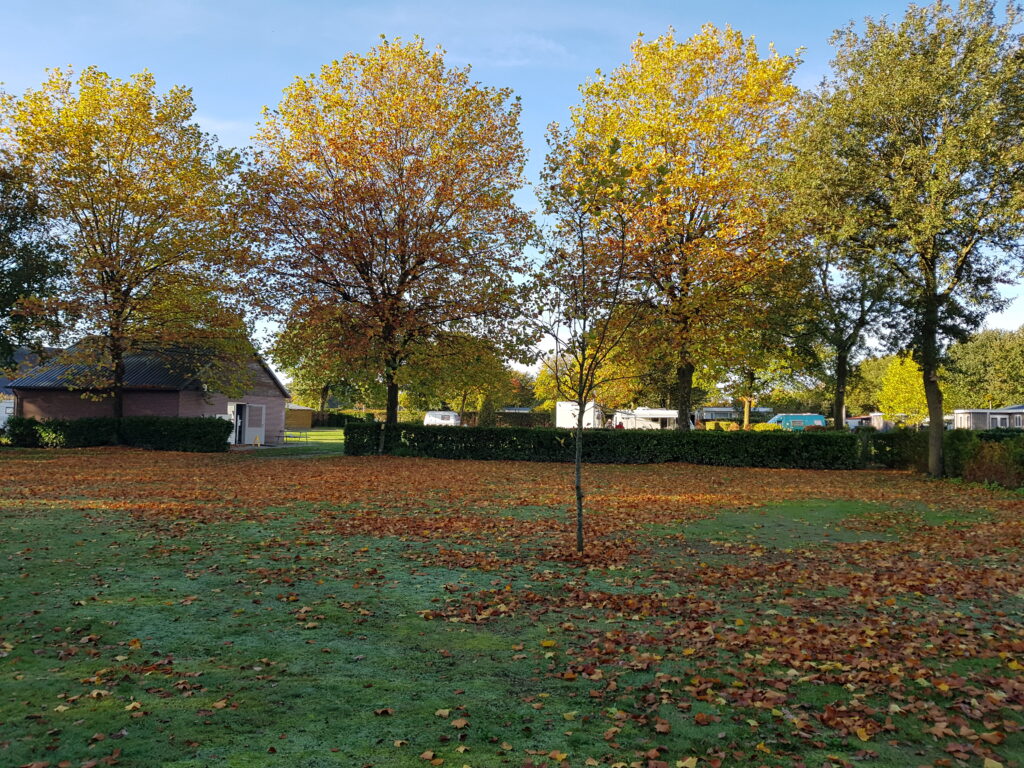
[226,403,239,444]
[247,404,265,445]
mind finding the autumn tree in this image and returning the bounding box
[535,123,649,555]
[563,27,799,429]
[0,161,62,367]
[248,38,532,426]
[2,68,251,414]
[792,1,1024,475]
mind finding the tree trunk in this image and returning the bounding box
[920,304,944,477]
[318,383,330,415]
[384,368,399,427]
[574,399,585,554]
[674,359,695,430]
[833,349,849,428]
[111,342,125,421]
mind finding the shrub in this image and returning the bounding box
[963,438,1024,489]
[867,429,928,470]
[120,416,233,452]
[343,423,862,469]
[5,416,42,447]
[703,420,740,431]
[752,422,782,431]
[3,415,232,452]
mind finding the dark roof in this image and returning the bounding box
[11,348,200,391]
[10,344,290,399]
[1,347,57,395]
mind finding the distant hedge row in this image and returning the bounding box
[4,416,233,452]
[868,427,1024,488]
[343,423,862,469]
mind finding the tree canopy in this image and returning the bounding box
[248,38,532,426]
[792,0,1024,473]
[2,67,251,412]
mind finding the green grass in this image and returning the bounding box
[251,427,347,458]
[2,456,1022,768]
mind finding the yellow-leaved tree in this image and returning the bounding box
[1,67,252,415]
[561,26,800,428]
[247,38,532,427]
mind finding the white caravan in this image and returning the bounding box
[555,401,605,429]
[424,410,461,426]
[612,407,679,430]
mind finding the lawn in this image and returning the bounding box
[1,449,1022,768]
[246,427,347,458]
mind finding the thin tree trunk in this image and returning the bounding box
[574,399,585,554]
[674,359,695,430]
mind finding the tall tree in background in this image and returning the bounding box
[0,162,62,367]
[248,38,532,426]
[793,1,1024,475]
[944,327,1024,410]
[564,26,799,429]
[400,335,516,422]
[2,68,251,414]
[785,245,891,426]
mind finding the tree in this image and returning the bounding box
[879,356,929,426]
[2,68,251,414]
[564,26,799,429]
[0,162,62,367]
[534,120,649,554]
[780,221,892,426]
[400,335,516,422]
[793,1,1024,475]
[944,327,1024,410]
[845,355,893,415]
[248,38,532,426]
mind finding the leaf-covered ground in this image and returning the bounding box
[1,448,1022,768]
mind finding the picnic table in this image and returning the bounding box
[283,429,311,443]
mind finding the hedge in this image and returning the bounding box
[866,427,1024,489]
[343,423,862,469]
[4,416,234,452]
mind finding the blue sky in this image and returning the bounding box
[3,0,1022,332]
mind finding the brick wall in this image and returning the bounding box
[16,390,178,419]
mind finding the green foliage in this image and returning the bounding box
[943,328,1024,410]
[5,416,232,452]
[703,420,740,431]
[0,164,62,365]
[344,423,861,469]
[879,356,928,425]
[313,411,377,428]
[963,437,1024,489]
[867,429,929,471]
[868,428,1024,489]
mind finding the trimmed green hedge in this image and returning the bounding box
[4,416,233,452]
[866,428,1024,488]
[343,423,862,469]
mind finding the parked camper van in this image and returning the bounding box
[424,410,461,426]
[767,413,826,431]
[555,401,605,429]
